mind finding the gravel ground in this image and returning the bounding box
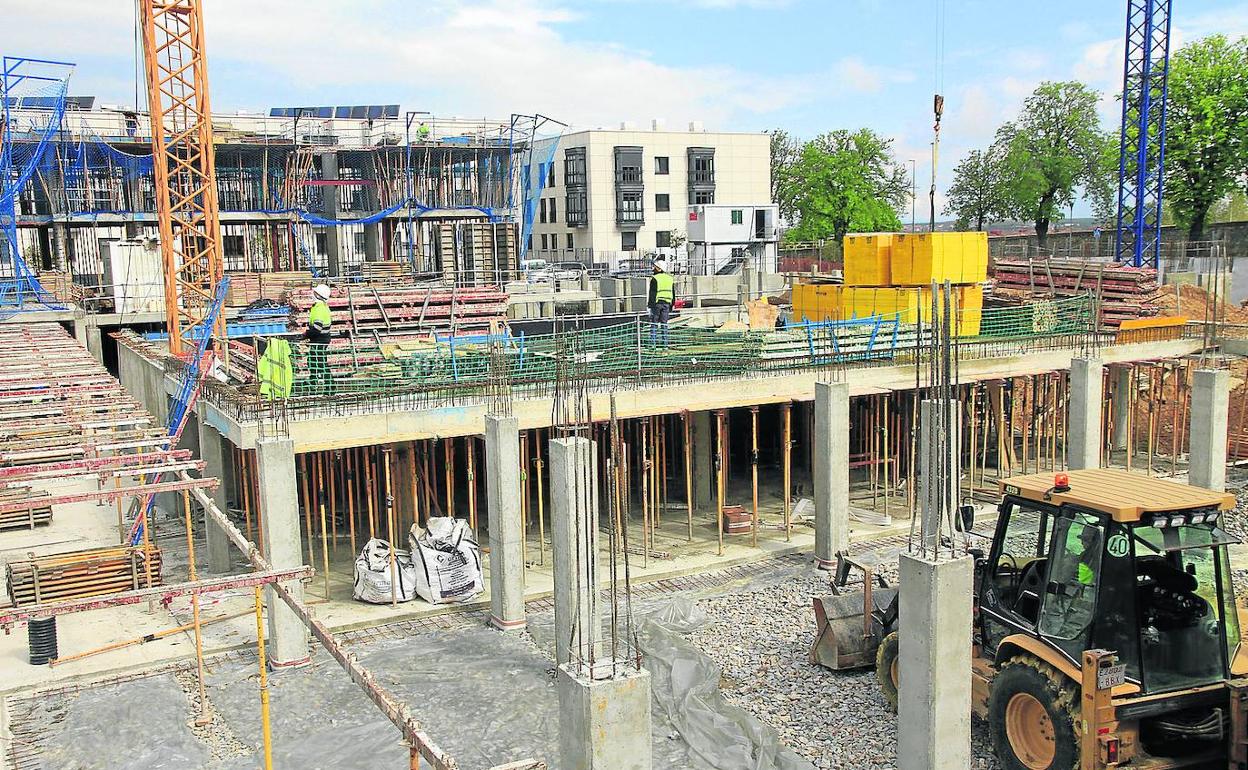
[685,557,1000,769]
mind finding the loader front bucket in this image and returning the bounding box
[809,588,897,670]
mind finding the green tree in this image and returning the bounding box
[993,81,1112,247]
[1164,35,1248,239]
[769,129,801,222]
[782,128,908,242]
[945,148,1007,231]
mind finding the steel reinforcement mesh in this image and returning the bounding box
[228,295,1101,411]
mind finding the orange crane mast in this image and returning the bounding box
[138,0,225,357]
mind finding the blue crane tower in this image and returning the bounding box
[1114,0,1174,269]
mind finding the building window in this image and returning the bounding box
[693,190,715,205]
[655,193,670,212]
[222,234,245,256]
[614,146,644,185]
[540,198,547,224]
[541,233,548,250]
[527,234,533,251]
[547,164,555,188]
[315,232,328,254]
[731,209,744,225]
[566,192,588,226]
[354,231,368,253]
[566,233,574,249]
[655,156,669,175]
[564,147,587,187]
[616,190,644,225]
[622,231,638,251]
[690,151,715,184]
[656,230,672,249]
[549,198,557,223]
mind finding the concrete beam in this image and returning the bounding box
[198,420,234,573]
[550,436,600,666]
[898,554,973,770]
[557,664,652,770]
[256,437,311,667]
[1190,368,1230,492]
[485,416,525,631]
[1067,358,1103,470]
[143,334,1203,452]
[813,381,849,569]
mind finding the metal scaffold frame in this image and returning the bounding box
[1114,0,1173,269]
[139,0,225,356]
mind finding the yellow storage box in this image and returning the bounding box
[791,283,982,336]
[890,231,988,286]
[843,233,896,286]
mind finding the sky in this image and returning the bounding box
[4,0,1247,218]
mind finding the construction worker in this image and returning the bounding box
[306,284,334,394]
[256,336,293,400]
[417,122,431,142]
[647,258,675,347]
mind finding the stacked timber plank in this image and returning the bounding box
[991,259,1159,327]
[0,487,52,530]
[287,285,509,336]
[0,323,213,544]
[5,544,163,606]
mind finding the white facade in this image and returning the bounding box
[686,203,779,274]
[528,127,771,273]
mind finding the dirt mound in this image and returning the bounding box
[1153,283,1248,324]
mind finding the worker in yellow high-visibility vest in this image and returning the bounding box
[306,284,334,394]
[256,336,293,400]
[647,258,675,347]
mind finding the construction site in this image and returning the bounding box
[5,2,1248,770]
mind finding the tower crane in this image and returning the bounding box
[138,0,225,356]
[1114,0,1173,269]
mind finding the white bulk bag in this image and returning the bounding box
[352,538,418,604]
[408,517,484,605]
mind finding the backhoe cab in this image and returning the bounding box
[811,468,1248,769]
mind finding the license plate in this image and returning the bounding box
[1098,664,1127,690]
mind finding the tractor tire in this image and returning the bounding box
[989,655,1080,770]
[875,631,900,712]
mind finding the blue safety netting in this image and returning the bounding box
[0,56,72,309]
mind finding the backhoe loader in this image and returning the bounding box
[811,468,1248,769]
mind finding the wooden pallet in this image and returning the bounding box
[6,544,163,607]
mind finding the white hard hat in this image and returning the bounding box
[653,258,667,271]
[313,284,331,301]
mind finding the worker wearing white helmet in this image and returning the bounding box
[647,258,675,347]
[306,283,334,394]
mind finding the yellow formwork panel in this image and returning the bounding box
[890,231,988,286]
[843,233,896,286]
[791,283,982,336]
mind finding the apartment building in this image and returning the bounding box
[528,124,772,273]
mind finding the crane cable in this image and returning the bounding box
[929,0,948,231]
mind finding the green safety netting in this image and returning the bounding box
[272,294,1096,399]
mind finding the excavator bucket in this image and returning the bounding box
[809,587,898,670]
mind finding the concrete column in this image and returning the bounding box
[72,308,88,347]
[813,381,849,569]
[1110,365,1132,450]
[557,664,652,770]
[1067,358,1103,471]
[1190,369,1230,492]
[897,554,973,770]
[197,420,234,573]
[550,436,600,667]
[918,399,961,552]
[320,151,342,277]
[256,438,310,667]
[691,411,714,510]
[486,416,525,631]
